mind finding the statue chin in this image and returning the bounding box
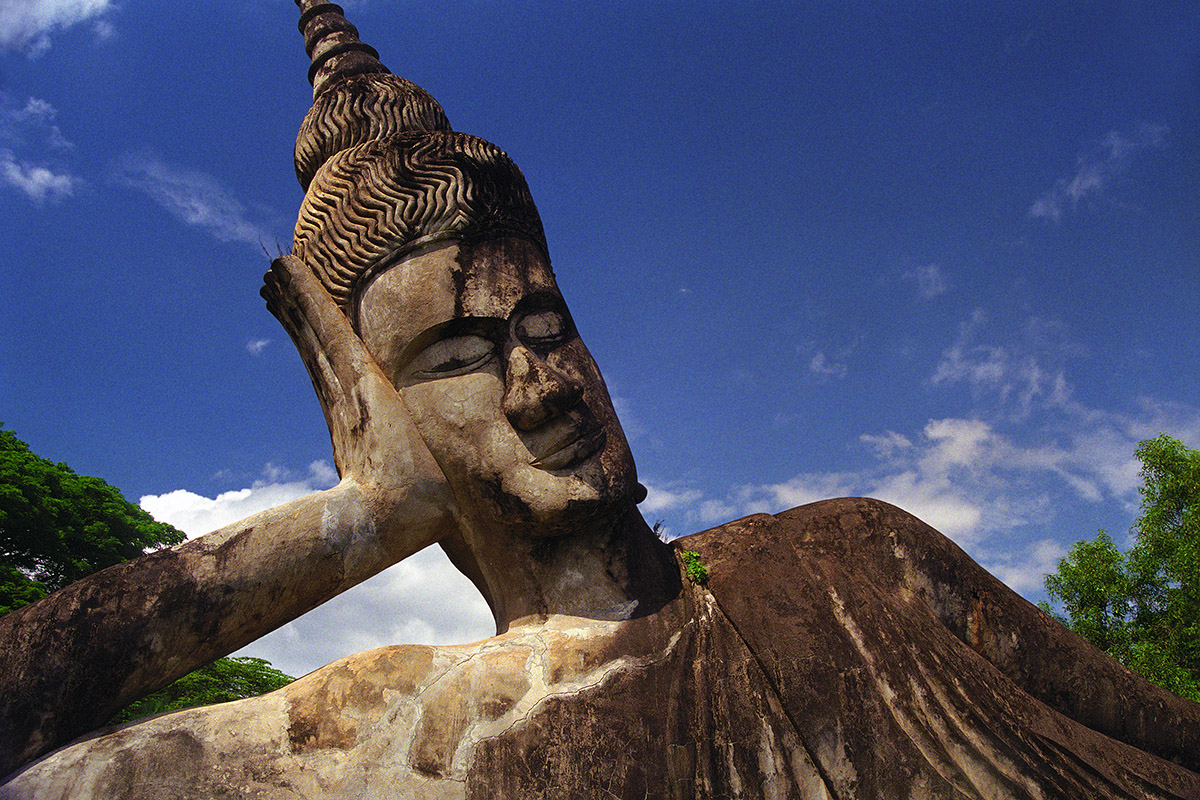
[447,434,640,538]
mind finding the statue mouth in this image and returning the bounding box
[529,423,607,471]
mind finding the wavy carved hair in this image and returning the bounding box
[293,129,549,320]
[293,73,451,191]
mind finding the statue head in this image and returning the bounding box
[289,1,640,536]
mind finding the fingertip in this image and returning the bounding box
[269,261,295,288]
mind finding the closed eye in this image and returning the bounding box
[405,334,496,378]
[514,307,572,350]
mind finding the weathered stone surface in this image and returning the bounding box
[4,3,1198,797]
[7,499,1198,798]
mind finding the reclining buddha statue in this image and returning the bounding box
[2,3,1198,797]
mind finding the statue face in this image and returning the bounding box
[357,237,638,534]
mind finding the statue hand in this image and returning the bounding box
[261,255,452,557]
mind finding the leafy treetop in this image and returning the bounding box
[1044,434,1200,701]
[0,427,186,614]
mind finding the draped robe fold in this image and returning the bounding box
[5,498,1198,798]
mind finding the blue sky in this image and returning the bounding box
[2,0,1198,676]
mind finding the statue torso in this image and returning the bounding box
[7,499,1200,799]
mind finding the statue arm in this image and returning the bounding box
[0,480,448,777]
[0,255,454,777]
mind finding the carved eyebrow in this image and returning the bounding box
[510,290,569,321]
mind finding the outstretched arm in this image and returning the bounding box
[0,256,454,777]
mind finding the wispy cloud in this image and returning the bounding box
[904,263,949,299]
[809,351,848,381]
[245,338,272,356]
[0,150,75,202]
[114,151,277,249]
[1030,124,1169,222]
[643,310,1200,598]
[799,338,855,382]
[0,96,78,203]
[0,0,116,56]
[1,97,71,150]
[930,309,1081,421]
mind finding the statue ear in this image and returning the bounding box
[634,483,648,504]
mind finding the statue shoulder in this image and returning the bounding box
[673,496,961,584]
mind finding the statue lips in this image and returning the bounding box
[529,420,607,471]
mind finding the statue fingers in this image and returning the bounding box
[264,256,391,408]
[262,256,418,480]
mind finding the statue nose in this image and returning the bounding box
[502,346,584,431]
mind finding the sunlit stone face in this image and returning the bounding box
[357,237,638,534]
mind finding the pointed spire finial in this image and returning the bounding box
[291,0,452,189]
[296,0,390,98]
[287,3,547,314]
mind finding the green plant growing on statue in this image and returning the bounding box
[679,550,708,586]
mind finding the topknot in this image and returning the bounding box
[294,73,452,190]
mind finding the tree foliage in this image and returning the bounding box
[110,657,294,724]
[0,427,185,613]
[1,426,293,720]
[1044,434,1200,701]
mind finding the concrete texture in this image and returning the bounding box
[7,500,1198,798]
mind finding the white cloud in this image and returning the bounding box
[982,539,1067,595]
[245,338,271,356]
[860,431,913,461]
[809,351,848,381]
[639,482,703,515]
[1030,124,1169,222]
[140,461,341,538]
[90,15,112,40]
[751,472,860,513]
[0,96,78,202]
[0,149,74,201]
[905,263,949,299]
[232,545,493,679]
[114,150,276,249]
[0,0,115,55]
[140,461,493,677]
[697,497,741,527]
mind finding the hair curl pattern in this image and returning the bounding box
[294,73,452,190]
[294,130,548,315]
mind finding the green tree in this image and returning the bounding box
[111,657,294,723]
[1,427,293,720]
[0,427,185,612]
[1044,434,1200,701]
